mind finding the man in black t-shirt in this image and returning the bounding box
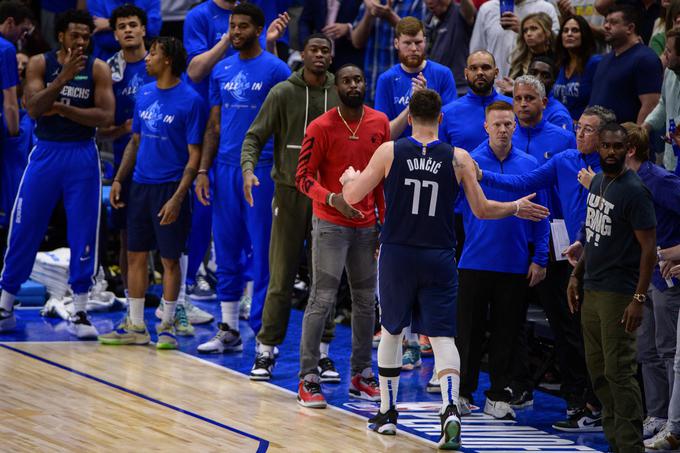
[568,122,657,453]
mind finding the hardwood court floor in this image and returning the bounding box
[0,341,433,452]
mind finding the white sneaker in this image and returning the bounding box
[426,372,440,393]
[67,311,99,339]
[156,299,214,325]
[458,396,472,416]
[484,399,516,420]
[197,323,243,353]
[645,426,680,451]
[644,417,668,439]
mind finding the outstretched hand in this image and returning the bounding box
[514,193,550,221]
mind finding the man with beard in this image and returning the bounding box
[589,5,662,124]
[294,64,389,408]
[374,16,456,140]
[242,34,341,381]
[440,51,512,152]
[568,122,657,453]
[527,56,573,132]
[644,27,680,174]
[193,3,291,354]
[0,10,114,337]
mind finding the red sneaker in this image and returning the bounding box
[349,372,381,401]
[297,379,327,408]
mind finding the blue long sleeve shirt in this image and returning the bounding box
[440,89,512,152]
[637,160,680,291]
[482,148,601,243]
[458,140,550,273]
[544,95,574,132]
[513,118,577,219]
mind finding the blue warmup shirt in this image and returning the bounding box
[374,60,457,138]
[35,51,96,142]
[42,0,76,12]
[209,51,291,167]
[108,55,153,165]
[440,89,512,151]
[482,148,601,243]
[87,0,161,61]
[544,95,574,131]
[589,43,663,123]
[0,110,34,227]
[381,137,458,249]
[458,141,550,273]
[183,1,266,100]
[637,160,680,291]
[513,118,576,218]
[0,34,19,133]
[553,54,602,120]
[132,81,207,184]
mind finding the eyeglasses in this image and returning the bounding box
[575,124,597,135]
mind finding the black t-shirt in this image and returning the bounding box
[584,170,656,293]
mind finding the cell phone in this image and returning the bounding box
[500,0,514,15]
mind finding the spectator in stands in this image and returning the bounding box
[440,50,512,152]
[87,0,161,61]
[508,12,554,81]
[649,0,680,63]
[595,0,661,44]
[556,0,605,38]
[374,16,456,140]
[553,15,602,121]
[644,27,680,173]
[457,100,549,421]
[528,55,574,131]
[350,0,426,104]
[424,0,476,96]
[589,4,663,124]
[298,0,363,70]
[470,0,559,78]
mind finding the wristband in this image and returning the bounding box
[513,200,520,216]
[113,178,121,184]
[327,193,335,207]
[198,169,208,175]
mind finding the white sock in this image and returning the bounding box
[378,326,403,413]
[162,299,176,325]
[244,281,253,297]
[178,254,188,306]
[129,297,145,326]
[0,291,16,312]
[73,293,88,314]
[221,301,239,332]
[429,336,461,409]
[259,343,274,354]
[319,341,330,359]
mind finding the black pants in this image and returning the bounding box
[511,260,597,408]
[458,269,527,402]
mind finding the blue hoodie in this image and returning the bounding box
[458,140,550,273]
[513,118,576,218]
[482,148,601,243]
[440,89,512,152]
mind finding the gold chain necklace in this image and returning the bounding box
[598,168,626,209]
[337,107,364,141]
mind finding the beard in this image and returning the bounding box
[467,77,494,95]
[600,156,625,174]
[232,34,257,51]
[339,91,364,108]
[399,52,425,69]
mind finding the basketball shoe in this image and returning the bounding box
[197,323,243,353]
[297,378,327,409]
[349,370,380,401]
[98,316,150,345]
[438,404,462,450]
[156,322,178,350]
[368,408,398,435]
[67,311,99,339]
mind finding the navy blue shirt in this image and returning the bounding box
[483,148,601,243]
[35,51,96,142]
[459,141,549,273]
[544,95,574,132]
[381,137,458,249]
[440,89,513,152]
[374,60,456,138]
[132,81,207,184]
[589,43,663,123]
[637,160,680,290]
[553,54,602,120]
[209,51,291,167]
[0,35,18,133]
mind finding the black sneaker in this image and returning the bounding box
[552,407,603,432]
[318,357,341,383]
[509,390,534,409]
[368,408,398,435]
[438,404,462,450]
[250,351,275,381]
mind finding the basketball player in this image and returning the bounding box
[340,89,549,449]
[0,9,114,338]
[98,37,206,349]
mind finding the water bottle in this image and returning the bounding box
[659,246,675,288]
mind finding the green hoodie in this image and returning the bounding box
[241,68,340,187]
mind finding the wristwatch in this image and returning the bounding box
[632,293,647,304]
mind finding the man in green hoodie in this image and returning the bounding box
[241,33,341,381]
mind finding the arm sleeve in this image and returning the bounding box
[209,72,221,107]
[0,45,18,90]
[645,71,668,129]
[531,189,551,267]
[241,89,279,172]
[186,96,207,145]
[635,51,663,95]
[654,173,680,215]
[482,157,558,193]
[183,11,209,60]
[142,0,162,38]
[295,122,331,203]
[353,4,366,28]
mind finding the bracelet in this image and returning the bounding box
[513,200,520,216]
[198,169,208,175]
[327,192,335,207]
[113,178,121,184]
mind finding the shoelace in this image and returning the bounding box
[175,304,189,327]
[318,357,336,372]
[304,381,322,394]
[255,353,274,368]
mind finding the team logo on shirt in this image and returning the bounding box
[223,70,263,102]
[140,100,175,132]
[121,73,144,96]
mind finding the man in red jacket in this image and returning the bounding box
[294,63,390,408]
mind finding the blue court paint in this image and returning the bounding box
[0,305,608,452]
[0,342,269,453]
